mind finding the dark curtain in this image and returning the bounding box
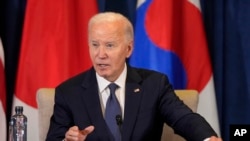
[0,0,26,129]
[201,0,250,140]
[97,0,137,24]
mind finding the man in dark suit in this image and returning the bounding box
[46,12,222,141]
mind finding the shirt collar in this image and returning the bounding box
[96,64,127,92]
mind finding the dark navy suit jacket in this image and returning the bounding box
[46,66,217,141]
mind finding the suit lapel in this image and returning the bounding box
[80,68,112,140]
[122,66,143,141]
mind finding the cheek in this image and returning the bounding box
[89,52,94,61]
[115,51,127,60]
[113,54,127,66]
[89,49,97,59]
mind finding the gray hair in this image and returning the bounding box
[88,12,134,42]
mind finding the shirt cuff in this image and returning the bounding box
[204,138,210,141]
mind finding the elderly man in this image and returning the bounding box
[46,12,222,141]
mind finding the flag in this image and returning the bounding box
[0,38,7,141]
[13,0,98,140]
[129,0,220,135]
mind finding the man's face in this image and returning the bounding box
[88,21,133,82]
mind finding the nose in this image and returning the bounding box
[97,46,107,58]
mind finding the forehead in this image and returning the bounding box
[90,18,124,32]
[89,22,125,41]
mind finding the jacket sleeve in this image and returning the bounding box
[46,87,73,141]
[158,74,218,141]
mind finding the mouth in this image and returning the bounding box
[97,64,109,69]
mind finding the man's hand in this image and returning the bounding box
[209,136,223,141]
[64,125,94,141]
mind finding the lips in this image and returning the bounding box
[97,63,109,69]
[98,63,108,66]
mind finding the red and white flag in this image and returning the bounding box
[14,0,98,140]
[133,0,220,135]
[0,38,7,141]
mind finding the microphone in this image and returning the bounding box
[116,115,122,126]
[116,115,123,135]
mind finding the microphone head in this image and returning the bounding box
[116,115,122,125]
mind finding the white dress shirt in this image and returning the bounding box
[96,64,127,118]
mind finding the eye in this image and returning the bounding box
[106,43,114,48]
[91,42,99,48]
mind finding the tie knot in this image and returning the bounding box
[108,83,118,95]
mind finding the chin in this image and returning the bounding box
[97,71,109,77]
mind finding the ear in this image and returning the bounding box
[126,41,134,58]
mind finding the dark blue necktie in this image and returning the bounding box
[105,83,122,141]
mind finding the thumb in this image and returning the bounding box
[80,126,95,135]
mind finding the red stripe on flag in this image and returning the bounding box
[15,0,98,108]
